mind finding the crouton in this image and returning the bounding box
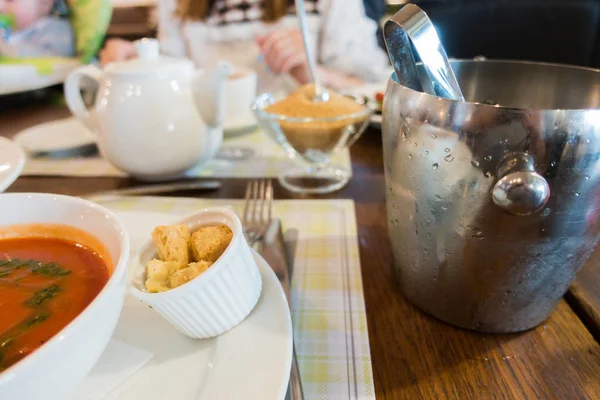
[169,260,213,289]
[151,225,190,265]
[145,259,182,293]
[190,225,233,262]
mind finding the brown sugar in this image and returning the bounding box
[266,84,365,118]
[264,84,370,154]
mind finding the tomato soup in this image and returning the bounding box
[0,232,110,372]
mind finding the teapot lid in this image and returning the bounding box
[104,38,193,75]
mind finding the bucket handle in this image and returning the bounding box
[491,152,550,216]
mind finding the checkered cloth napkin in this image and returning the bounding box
[96,197,375,400]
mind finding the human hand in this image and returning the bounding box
[99,39,136,66]
[256,28,311,84]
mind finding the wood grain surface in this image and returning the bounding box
[2,99,600,399]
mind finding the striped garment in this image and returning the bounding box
[158,0,391,93]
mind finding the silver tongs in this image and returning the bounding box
[383,4,465,101]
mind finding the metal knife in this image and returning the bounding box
[82,180,222,200]
[257,219,304,400]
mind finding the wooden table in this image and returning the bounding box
[2,103,600,399]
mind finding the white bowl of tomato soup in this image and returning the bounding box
[0,193,130,400]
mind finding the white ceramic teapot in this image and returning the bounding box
[65,39,231,180]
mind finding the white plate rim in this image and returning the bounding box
[0,137,25,192]
[112,210,293,400]
[0,60,80,96]
[13,117,96,153]
[223,117,258,137]
[343,83,385,129]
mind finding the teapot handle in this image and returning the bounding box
[64,65,104,134]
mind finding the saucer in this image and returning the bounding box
[0,137,25,192]
[224,116,258,138]
[13,117,97,156]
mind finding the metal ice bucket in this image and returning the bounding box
[383,60,600,332]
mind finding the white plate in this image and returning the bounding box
[224,116,258,138]
[14,115,255,149]
[0,59,81,95]
[13,117,96,154]
[106,211,293,400]
[344,83,386,129]
[0,137,25,192]
[370,114,382,129]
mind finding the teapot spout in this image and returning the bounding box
[191,62,232,129]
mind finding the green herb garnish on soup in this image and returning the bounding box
[0,233,110,372]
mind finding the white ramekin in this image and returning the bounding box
[129,208,262,339]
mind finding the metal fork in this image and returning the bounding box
[242,180,304,400]
[242,179,273,247]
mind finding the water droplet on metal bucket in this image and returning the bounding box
[408,153,413,159]
[585,174,591,180]
[484,171,492,178]
[401,132,407,142]
[441,205,449,211]
[575,191,581,197]
[431,133,438,139]
[550,161,557,167]
[541,208,551,217]
[586,139,591,144]
[484,155,492,162]
[425,150,430,155]
[471,159,480,167]
[434,195,442,201]
[444,154,455,162]
[472,229,485,239]
[444,148,450,153]
[432,163,439,170]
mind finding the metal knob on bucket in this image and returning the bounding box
[492,152,550,216]
[382,8,600,333]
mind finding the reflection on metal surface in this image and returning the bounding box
[384,4,464,101]
[383,59,600,332]
[492,153,550,216]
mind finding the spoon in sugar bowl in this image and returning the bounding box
[295,0,330,103]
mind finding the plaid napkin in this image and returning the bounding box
[18,120,352,179]
[96,197,375,400]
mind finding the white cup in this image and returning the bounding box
[224,67,258,131]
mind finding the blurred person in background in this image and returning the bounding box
[100,0,390,91]
[0,0,74,57]
[362,0,385,49]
